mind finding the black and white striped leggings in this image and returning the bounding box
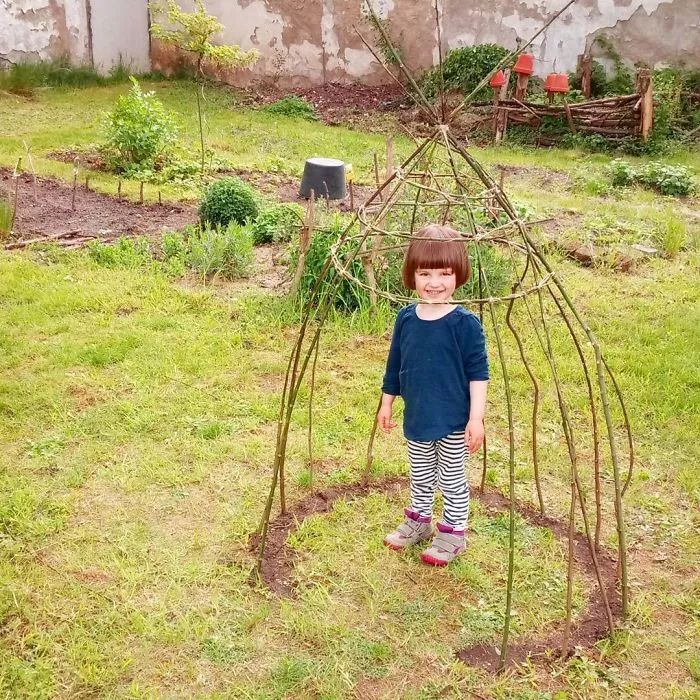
[407,431,469,530]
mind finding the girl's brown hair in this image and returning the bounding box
[402,224,471,289]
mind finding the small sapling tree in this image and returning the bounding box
[149,0,259,173]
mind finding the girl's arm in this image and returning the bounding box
[466,380,488,453]
[378,393,397,433]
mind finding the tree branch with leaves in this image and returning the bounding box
[149,0,259,173]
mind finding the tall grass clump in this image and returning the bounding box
[0,56,132,93]
[0,197,13,240]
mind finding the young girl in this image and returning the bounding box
[378,224,489,566]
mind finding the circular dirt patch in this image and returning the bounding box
[252,477,622,671]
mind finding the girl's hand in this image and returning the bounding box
[466,418,485,454]
[377,405,397,433]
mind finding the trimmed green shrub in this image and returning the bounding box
[199,176,259,228]
[252,203,304,245]
[103,77,178,169]
[421,44,510,101]
[262,95,318,121]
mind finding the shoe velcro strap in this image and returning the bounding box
[433,531,464,553]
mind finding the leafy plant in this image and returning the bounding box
[199,177,259,228]
[293,214,369,312]
[607,159,694,196]
[421,44,510,102]
[187,222,254,282]
[639,162,694,196]
[103,77,178,169]
[149,0,258,172]
[251,203,304,245]
[262,96,318,121]
[607,159,636,187]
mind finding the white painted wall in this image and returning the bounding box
[89,0,151,73]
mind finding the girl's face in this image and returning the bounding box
[414,267,456,302]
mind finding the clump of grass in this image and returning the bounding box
[262,95,319,121]
[652,214,687,258]
[0,197,13,240]
[0,57,133,93]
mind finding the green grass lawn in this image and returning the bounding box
[0,82,699,698]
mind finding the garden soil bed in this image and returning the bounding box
[2,169,197,247]
[251,477,622,672]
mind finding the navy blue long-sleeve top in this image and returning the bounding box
[381,304,490,441]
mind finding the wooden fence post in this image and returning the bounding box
[581,55,592,99]
[636,68,653,141]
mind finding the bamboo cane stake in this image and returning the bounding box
[449,132,618,628]
[10,157,22,232]
[505,279,545,514]
[474,245,516,672]
[307,333,321,491]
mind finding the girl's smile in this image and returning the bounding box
[414,268,457,303]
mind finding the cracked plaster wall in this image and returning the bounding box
[152,0,699,87]
[0,0,89,67]
[3,1,699,85]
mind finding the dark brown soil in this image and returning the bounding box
[250,81,409,126]
[2,167,374,248]
[2,169,196,246]
[252,478,622,672]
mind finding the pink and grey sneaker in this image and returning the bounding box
[420,522,466,566]
[384,509,433,551]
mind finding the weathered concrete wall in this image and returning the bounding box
[3,0,699,83]
[90,0,151,72]
[150,0,700,87]
[0,0,150,73]
[0,0,90,67]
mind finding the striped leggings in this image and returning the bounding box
[407,431,469,530]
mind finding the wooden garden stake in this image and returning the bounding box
[10,157,22,232]
[23,141,37,202]
[139,181,144,204]
[72,157,79,211]
[385,135,395,180]
[158,190,162,206]
[117,179,122,199]
[291,190,315,296]
[373,152,382,201]
[84,175,90,191]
